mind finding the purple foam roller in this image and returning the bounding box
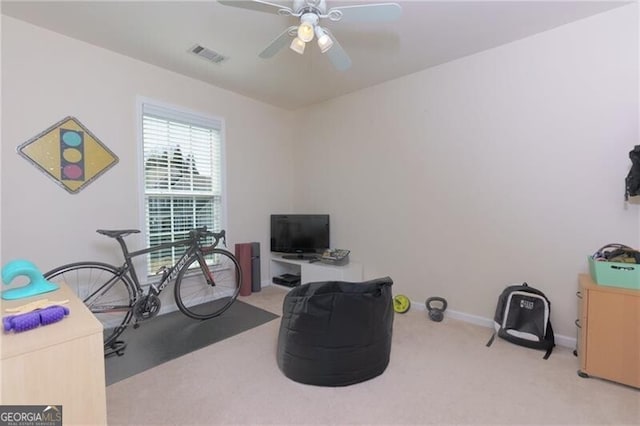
[3,311,40,332]
[3,305,69,333]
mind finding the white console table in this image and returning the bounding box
[270,253,363,286]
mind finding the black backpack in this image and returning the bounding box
[486,282,555,359]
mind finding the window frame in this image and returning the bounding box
[136,96,227,278]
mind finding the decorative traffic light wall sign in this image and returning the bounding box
[18,116,119,194]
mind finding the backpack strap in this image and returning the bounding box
[486,331,496,347]
[542,321,555,360]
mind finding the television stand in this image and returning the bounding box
[270,253,362,288]
[282,254,318,261]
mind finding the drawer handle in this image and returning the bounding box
[575,319,581,328]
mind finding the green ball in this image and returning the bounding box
[393,295,411,313]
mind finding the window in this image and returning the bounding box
[140,100,224,275]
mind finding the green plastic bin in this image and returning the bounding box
[588,256,640,290]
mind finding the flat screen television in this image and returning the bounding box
[270,214,330,258]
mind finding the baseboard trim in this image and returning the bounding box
[411,299,577,349]
[260,285,577,349]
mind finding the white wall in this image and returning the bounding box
[292,4,639,338]
[1,6,637,340]
[1,17,294,282]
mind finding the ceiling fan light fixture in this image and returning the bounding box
[219,1,403,72]
[297,22,315,43]
[315,27,333,53]
[290,37,306,55]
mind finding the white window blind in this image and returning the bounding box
[142,102,223,274]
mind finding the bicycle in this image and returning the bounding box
[44,227,241,356]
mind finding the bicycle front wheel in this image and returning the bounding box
[174,248,241,320]
[44,262,135,347]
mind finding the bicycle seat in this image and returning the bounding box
[96,229,140,239]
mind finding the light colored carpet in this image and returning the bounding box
[106,286,639,425]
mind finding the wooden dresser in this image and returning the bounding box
[577,273,640,388]
[1,283,107,425]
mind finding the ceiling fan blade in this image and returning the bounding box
[323,29,351,71]
[259,26,297,58]
[328,3,402,23]
[218,0,292,15]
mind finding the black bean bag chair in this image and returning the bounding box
[276,277,394,386]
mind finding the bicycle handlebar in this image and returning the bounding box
[189,227,226,248]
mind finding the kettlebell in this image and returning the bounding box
[425,297,447,322]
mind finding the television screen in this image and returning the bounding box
[270,214,330,254]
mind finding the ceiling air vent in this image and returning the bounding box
[189,44,228,64]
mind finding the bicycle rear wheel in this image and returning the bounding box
[44,262,135,347]
[174,248,241,320]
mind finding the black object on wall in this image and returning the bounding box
[626,145,640,200]
[251,242,261,292]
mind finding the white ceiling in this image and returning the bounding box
[1,0,631,110]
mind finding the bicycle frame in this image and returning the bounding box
[113,235,210,299]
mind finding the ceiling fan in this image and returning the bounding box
[218,0,402,71]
